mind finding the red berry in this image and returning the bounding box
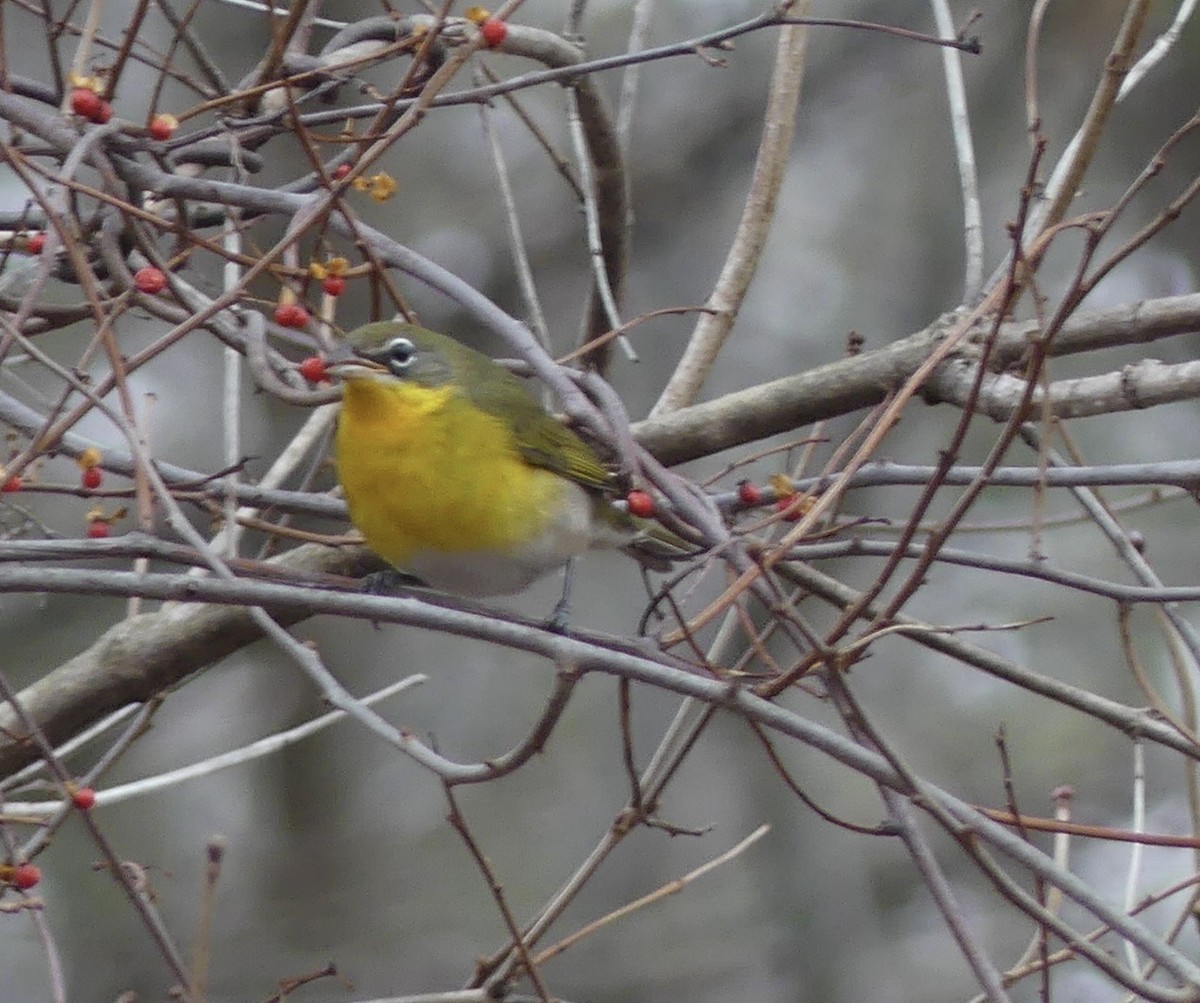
[148,113,177,141]
[133,266,167,294]
[87,519,110,539]
[298,355,327,383]
[71,787,97,810]
[321,275,346,297]
[26,233,45,254]
[332,164,352,180]
[69,87,103,120]
[81,467,103,489]
[94,101,113,124]
[736,480,762,507]
[274,303,310,329]
[626,489,655,518]
[775,497,802,522]
[480,18,508,47]
[1,475,21,493]
[11,863,41,890]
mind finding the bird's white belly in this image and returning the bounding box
[406,480,614,596]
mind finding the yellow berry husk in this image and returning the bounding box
[465,6,491,24]
[78,447,102,470]
[308,261,328,280]
[68,73,103,93]
[768,473,794,498]
[367,173,398,202]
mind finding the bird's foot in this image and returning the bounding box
[544,594,573,634]
[360,569,424,595]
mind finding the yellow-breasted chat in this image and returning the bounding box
[325,321,678,599]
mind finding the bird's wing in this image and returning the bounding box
[457,345,615,492]
[512,409,614,491]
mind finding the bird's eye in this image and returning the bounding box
[384,337,416,375]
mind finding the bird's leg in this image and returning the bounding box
[546,558,576,633]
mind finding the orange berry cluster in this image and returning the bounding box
[0,862,41,890]
[133,266,167,294]
[147,113,177,141]
[274,302,309,329]
[465,7,508,46]
[69,87,112,124]
[298,356,328,383]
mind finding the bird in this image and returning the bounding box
[325,321,676,601]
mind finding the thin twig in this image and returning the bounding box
[528,825,770,967]
[650,15,810,416]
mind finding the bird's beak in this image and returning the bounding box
[324,343,388,380]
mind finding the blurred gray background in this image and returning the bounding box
[4,1,1200,1001]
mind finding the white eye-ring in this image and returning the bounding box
[384,337,416,375]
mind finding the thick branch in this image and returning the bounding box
[0,543,381,777]
[634,293,1200,464]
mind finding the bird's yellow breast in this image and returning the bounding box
[335,377,571,570]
